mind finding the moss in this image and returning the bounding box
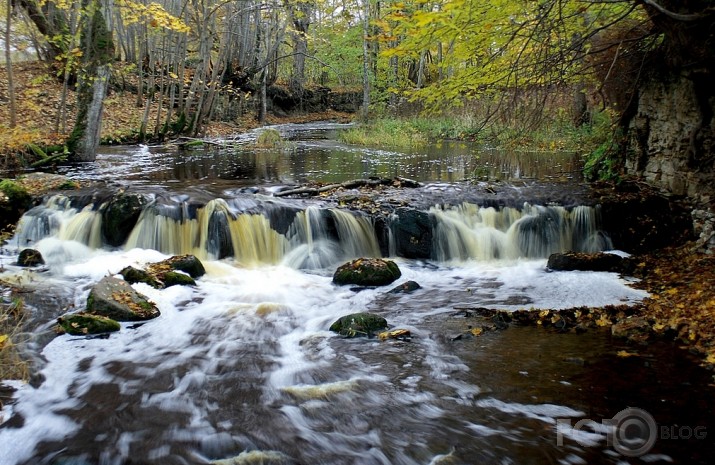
[0,179,31,206]
[333,258,402,286]
[163,271,196,287]
[329,312,388,338]
[57,313,121,335]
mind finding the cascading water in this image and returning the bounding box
[431,203,612,261]
[2,128,711,465]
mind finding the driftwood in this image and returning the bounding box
[273,176,420,197]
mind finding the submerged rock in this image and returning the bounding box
[329,312,388,337]
[333,258,401,286]
[388,280,421,294]
[547,251,633,273]
[17,248,45,267]
[87,276,160,321]
[57,313,121,335]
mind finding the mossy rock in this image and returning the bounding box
[0,179,32,229]
[333,258,402,286]
[87,276,160,321]
[17,248,45,267]
[329,312,388,338]
[163,271,196,287]
[119,266,162,288]
[57,313,121,335]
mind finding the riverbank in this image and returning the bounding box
[0,61,353,171]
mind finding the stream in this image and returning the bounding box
[1,123,713,465]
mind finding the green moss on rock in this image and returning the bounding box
[329,312,388,338]
[57,313,121,335]
[333,258,402,286]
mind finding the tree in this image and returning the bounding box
[66,0,114,161]
[4,0,16,128]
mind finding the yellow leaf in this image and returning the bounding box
[470,327,483,336]
[0,334,8,347]
[617,350,639,358]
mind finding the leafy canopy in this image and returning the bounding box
[382,0,649,108]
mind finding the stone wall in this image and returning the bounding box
[625,72,715,201]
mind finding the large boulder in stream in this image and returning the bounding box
[101,192,150,247]
[391,208,433,259]
[547,251,634,274]
[333,258,401,286]
[329,312,388,338]
[17,248,45,267]
[87,276,160,321]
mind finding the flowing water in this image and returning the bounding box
[1,123,713,465]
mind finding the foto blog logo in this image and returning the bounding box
[557,407,707,457]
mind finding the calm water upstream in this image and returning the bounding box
[1,123,713,465]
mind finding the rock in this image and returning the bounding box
[547,251,632,273]
[0,179,32,230]
[391,208,433,259]
[333,258,401,286]
[101,192,150,247]
[57,313,121,335]
[388,280,421,294]
[119,266,161,288]
[611,316,652,343]
[87,276,160,321]
[163,271,196,287]
[329,312,388,338]
[160,254,206,278]
[17,248,45,267]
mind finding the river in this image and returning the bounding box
[0,123,713,465]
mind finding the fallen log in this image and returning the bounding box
[273,177,420,197]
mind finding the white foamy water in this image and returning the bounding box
[0,240,652,465]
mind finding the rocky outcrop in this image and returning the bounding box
[101,192,150,247]
[57,313,121,335]
[329,312,388,338]
[625,73,715,202]
[87,276,160,321]
[16,249,44,267]
[333,258,401,286]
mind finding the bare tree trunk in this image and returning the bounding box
[4,0,16,128]
[361,0,370,119]
[67,0,114,162]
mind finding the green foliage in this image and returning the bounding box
[340,118,428,149]
[255,128,286,149]
[0,179,31,206]
[383,1,650,110]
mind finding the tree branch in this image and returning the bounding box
[639,0,714,22]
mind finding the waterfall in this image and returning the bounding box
[431,202,611,261]
[13,194,612,268]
